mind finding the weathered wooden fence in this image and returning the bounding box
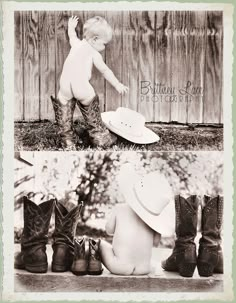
[14,11,223,123]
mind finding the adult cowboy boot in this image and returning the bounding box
[87,238,103,275]
[197,195,223,277]
[50,96,77,149]
[14,196,55,273]
[77,95,117,148]
[161,195,199,277]
[71,237,88,275]
[51,201,83,272]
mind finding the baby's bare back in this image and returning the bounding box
[112,204,154,274]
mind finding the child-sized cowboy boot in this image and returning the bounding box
[161,195,199,277]
[51,96,77,149]
[71,237,88,275]
[87,238,103,275]
[197,195,223,277]
[51,201,83,272]
[77,95,117,148]
[14,196,55,273]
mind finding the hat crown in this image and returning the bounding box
[134,171,172,215]
[111,107,145,136]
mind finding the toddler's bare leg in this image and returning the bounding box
[100,240,135,275]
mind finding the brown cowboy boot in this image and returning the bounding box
[87,238,103,275]
[50,96,77,149]
[51,201,83,272]
[14,196,55,273]
[77,95,117,147]
[161,195,199,277]
[197,195,223,277]
[71,237,88,275]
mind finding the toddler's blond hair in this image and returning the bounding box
[83,16,112,41]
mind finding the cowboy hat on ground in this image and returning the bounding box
[101,107,160,144]
[117,163,175,237]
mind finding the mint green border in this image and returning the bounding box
[0,0,235,302]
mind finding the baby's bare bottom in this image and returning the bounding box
[58,78,96,105]
[100,240,151,276]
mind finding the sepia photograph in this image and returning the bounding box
[14,151,224,292]
[14,10,223,151]
[1,0,234,301]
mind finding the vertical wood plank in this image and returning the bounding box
[154,11,172,122]
[104,11,122,111]
[23,11,40,121]
[171,11,189,123]
[138,11,155,122]
[39,11,56,121]
[203,11,223,123]
[187,11,206,123]
[14,11,24,121]
[122,11,139,111]
[55,11,71,97]
[82,11,106,111]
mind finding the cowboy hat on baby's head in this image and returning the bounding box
[101,107,160,144]
[117,163,175,237]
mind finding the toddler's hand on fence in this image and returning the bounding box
[116,83,129,95]
[68,16,79,28]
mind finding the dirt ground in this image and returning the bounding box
[14,121,223,151]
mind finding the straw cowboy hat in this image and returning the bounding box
[117,163,175,237]
[101,107,160,144]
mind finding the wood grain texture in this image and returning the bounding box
[14,12,24,121]
[23,11,40,121]
[83,11,106,112]
[15,11,223,124]
[55,11,71,96]
[138,11,155,122]
[154,11,172,122]
[187,11,206,123]
[39,11,56,120]
[171,11,189,123]
[203,11,223,123]
[105,11,123,111]
[122,11,139,111]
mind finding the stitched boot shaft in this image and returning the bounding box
[51,201,83,272]
[87,238,103,275]
[161,195,199,277]
[71,237,88,275]
[51,96,76,148]
[197,195,223,276]
[77,95,117,147]
[14,196,55,273]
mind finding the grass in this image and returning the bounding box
[14,120,223,151]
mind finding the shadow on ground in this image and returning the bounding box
[14,121,223,151]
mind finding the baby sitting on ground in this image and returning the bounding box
[100,163,175,275]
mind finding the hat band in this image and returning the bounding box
[133,186,160,216]
[109,120,143,138]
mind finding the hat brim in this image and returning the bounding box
[117,166,175,237]
[101,111,160,144]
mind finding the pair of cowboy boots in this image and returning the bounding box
[162,195,223,278]
[14,196,83,273]
[71,237,103,276]
[50,95,117,149]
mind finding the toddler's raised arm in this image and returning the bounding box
[93,52,129,95]
[68,16,80,47]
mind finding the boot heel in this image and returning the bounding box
[51,263,68,272]
[25,263,48,273]
[179,263,196,277]
[197,263,214,277]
